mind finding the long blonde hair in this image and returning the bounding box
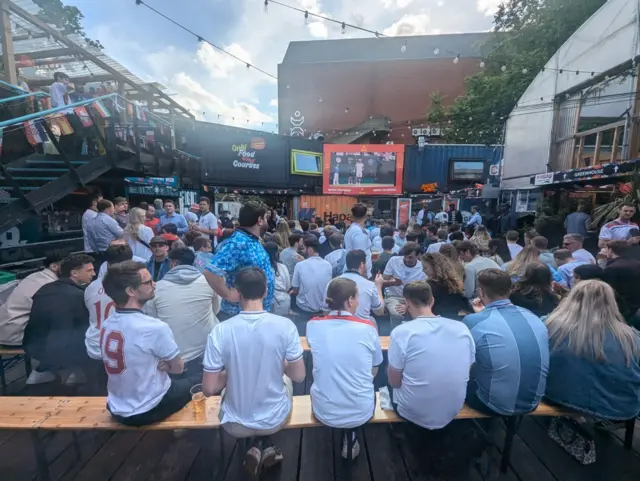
[273,220,292,251]
[471,225,491,252]
[506,245,540,278]
[546,280,639,365]
[421,253,464,295]
[124,207,146,243]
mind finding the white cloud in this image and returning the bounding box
[269,98,279,107]
[382,13,430,36]
[380,0,415,9]
[196,42,252,79]
[477,0,502,16]
[308,21,329,38]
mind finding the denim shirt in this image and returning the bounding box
[545,331,640,420]
[146,257,171,282]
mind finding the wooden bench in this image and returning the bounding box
[301,336,390,351]
[0,347,31,395]
[0,393,598,481]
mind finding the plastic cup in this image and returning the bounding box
[190,384,205,416]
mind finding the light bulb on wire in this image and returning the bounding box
[453,55,460,64]
[401,42,407,53]
[501,65,507,72]
[480,60,485,68]
[304,11,309,24]
[341,22,346,34]
[263,0,268,13]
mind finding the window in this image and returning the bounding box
[449,160,485,182]
[291,150,323,175]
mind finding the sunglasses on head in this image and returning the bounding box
[150,243,166,248]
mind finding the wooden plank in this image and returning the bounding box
[71,432,144,480]
[333,427,372,481]
[576,136,585,168]
[147,434,200,481]
[610,419,640,455]
[262,429,302,481]
[299,426,334,481]
[611,126,621,162]
[110,431,175,481]
[362,424,409,481]
[54,431,113,481]
[593,131,602,165]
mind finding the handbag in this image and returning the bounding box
[548,417,596,465]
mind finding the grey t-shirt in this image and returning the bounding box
[564,212,590,237]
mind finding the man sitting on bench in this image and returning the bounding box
[101,261,189,427]
[202,267,306,477]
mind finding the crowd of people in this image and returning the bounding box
[1,196,640,476]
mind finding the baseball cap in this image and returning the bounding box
[150,236,168,246]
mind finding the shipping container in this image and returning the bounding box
[296,195,358,223]
[404,144,503,193]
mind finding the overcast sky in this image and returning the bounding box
[65,0,501,129]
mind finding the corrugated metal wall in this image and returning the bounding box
[403,144,503,192]
[297,195,358,223]
[551,95,580,172]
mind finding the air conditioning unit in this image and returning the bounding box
[412,127,442,137]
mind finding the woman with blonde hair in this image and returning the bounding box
[502,245,541,281]
[470,225,491,254]
[273,220,292,251]
[439,243,465,280]
[545,280,640,419]
[421,253,469,319]
[123,207,154,260]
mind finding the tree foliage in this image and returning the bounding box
[440,0,607,145]
[33,0,102,49]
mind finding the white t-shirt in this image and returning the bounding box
[126,225,155,261]
[98,256,147,279]
[372,237,400,254]
[82,209,98,252]
[599,220,639,242]
[572,248,595,264]
[273,263,292,317]
[307,311,383,428]
[293,256,333,313]
[84,279,115,360]
[383,256,426,298]
[426,241,447,254]
[388,316,475,429]
[102,309,180,417]
[434,212,449,223]
[345,223,372,277]
[329,272,382,323]
[508,243,523,259]
[199,211,219,245]
[203,311,303,430]
[50,81,71,112]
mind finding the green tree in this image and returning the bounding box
[33,0,103,49]
[447,0,606,145]
[426,91,450,141]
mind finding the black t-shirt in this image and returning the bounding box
[373,252,395,277]
[428,281,470,320]
[510,290,559,318]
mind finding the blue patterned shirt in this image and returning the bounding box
[205,229,274,315]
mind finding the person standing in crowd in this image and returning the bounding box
[599,203,638,248]
[124,207,154,261]
[23,254,95,385]
[325,234,347,277]
[372,236,397,277]
[423,225,439,251]
[416,202,433,226]
[185,204,199,224]
[193,237,214,272]
[334,250,385,323]
[564,203,591,237]
[113,197,129,229]
[280,233,305,282]
[562,234,595,264]
[545,280,640,420]
[0,252,64,347]
[523,230,540,247]
[448,204,463,225]
[84,245,132,393]
[308,277,382,459]
[201,267,305,475]
[387,281,475,429]
[487,239,511,267]
[96,238,147,279]
[426,229,448,254]
[144,248,219,383]
[421,253,469,320]
[509,262,559,317]
[264,242,292,317]
[319,226,335,258]
[159,224,179,248]
[159,200,188,236]
[470,225,491,253]
[292,236,333,331]
[89,199,124,266]
[193,197,219,246]
[503,246,542,282]
[147,236,171,282]
[457,241,501,299]
[505,230,523,259]
[153,199,165,218]
[204,201,275,321]
[434,208,449,224]
[394,224,408,250]
[345,203,373,278]
[466,206,483,229]
[144,205,160,234]
[601,240,640,324]
[531,236,557,269]
[273,221,292,251]
[101,261,189,427]
[82,194,102,256]
[383,243,427,330]
[463,269,549,416]
[554,249,588,289]
[573,264,604,283]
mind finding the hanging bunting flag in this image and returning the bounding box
[126,103,134,117]
[135,105,147,122]
[24,119,47,145]
[92,100,111,118]
[47,114,74,135]
[73,106,93,127]
[114,96,125,113]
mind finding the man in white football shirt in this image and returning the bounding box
[101,261,188,427]
[598,203,638,248]
[388,281,475,429]
[84,244,132,393]
[383,243,427,330]
[308,277,382,459]
[202,267,306,476]
[193,196,219,246]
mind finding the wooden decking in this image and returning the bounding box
[1,345,639,480]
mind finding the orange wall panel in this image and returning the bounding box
[299,195,358,223]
